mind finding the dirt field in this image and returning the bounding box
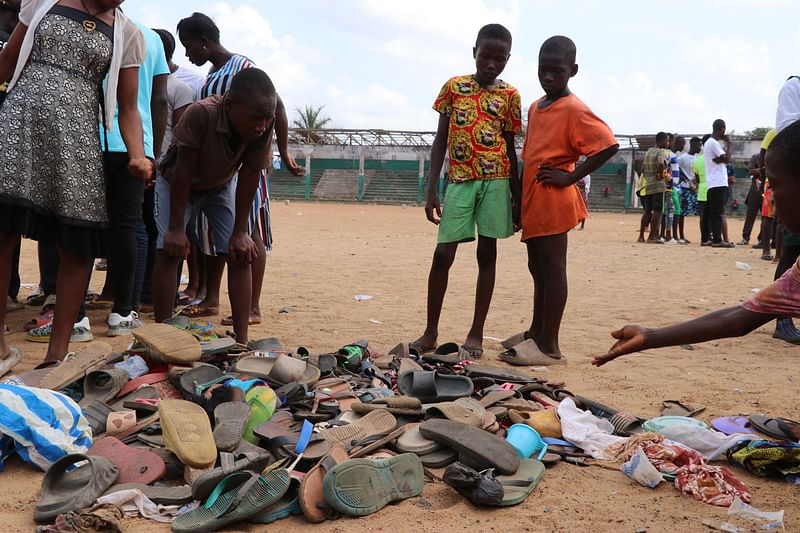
[2,203,797,532]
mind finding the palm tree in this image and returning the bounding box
[292,105,332,143]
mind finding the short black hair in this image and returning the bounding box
[154,29,175,62]
[177,12,220,44]
[712,119,726,130]
[655,131,668,143]
[539,35,576,64]
[702,134,711,143]
[767,120,800,177]
[690,136,701,144]
[475,24,512,48]
[228,68,276,101]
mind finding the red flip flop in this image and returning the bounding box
[87,436,166,485]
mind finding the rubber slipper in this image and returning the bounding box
[299,445,350,523]
[575,396,644,436]
[320,409,397,448]
[777,419,800,442]
[234,354,320,387]
[87,436,165,485]
[465,364,535,383]
[425,400,484,428]
[322,453,424,517]
[213,402,251,452]
[191,451,274,501]
[351,398,425,418]
[24,309,54,331]
[508,408,562,438]
[395,422,441,455]
[306,352,337,375]
[501,331,527,350]
[178,364,224,400]
[749,415,800,441]
[103,482,193,506]
[114,373,169,402]
[660,400,706,417]
[249,476,302,524]
[80,368,129,407]
[419,447,457,468]
[83,400,114,435]
[111,384,160,411]
[2,359,59,387]
[492,458,545,506]
[498,339,567,366]
[0,347,22,377]
[407,340,436,355]
[104,410,138,436]
[34,453,119,523]
[39,342,112,390]
[159,399,216,468]
[254,421,331,461]
[458,344,483,360]
[200,337,236,356]
[419,419,520,475]
[172,469,291,533]
[397,370,474,403]
[132,324,201,364]
[221,315,262,326]
[178,304,219,319]
[710,416,758,435]
[247,337,286,352]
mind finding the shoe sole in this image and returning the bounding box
[107,328,135,337]
[27,331,94,343]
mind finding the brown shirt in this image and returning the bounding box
[160,95,270,191]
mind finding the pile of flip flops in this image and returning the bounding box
[1,324,798,531]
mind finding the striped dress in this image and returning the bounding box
[192,54,273,253]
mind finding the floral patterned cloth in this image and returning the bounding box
[433,75,522,183]
[0,8,112,254]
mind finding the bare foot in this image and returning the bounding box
[409,333,437,354]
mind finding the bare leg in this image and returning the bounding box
[227,259,252,343]
[0,232,20,358]
[44,247,91,362]
[153,251,181,322]
[412,242,458,351]
[526,239,544,342]
[183,244,199,301]
[638,210,649,242]
[721,216,729,244]
[530,232,569,356]
[249,231,266,321]
[199,255,224,312]
[646,211,662,241]
[464,236,497,353]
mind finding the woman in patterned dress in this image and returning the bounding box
[0,0,152,364]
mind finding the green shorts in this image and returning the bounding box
[437,179,513,244]
[672,188,682,216]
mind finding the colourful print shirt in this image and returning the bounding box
[433,75,522,182]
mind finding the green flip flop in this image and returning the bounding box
[493,458,546,506]
[171,469,290,533]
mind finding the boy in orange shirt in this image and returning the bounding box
[411,24,522,358]
[500,36,618,366]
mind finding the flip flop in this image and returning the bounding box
[351,396,425,418]
[104,410,138,436]
[87,436,165,485]
[39,342,112,391]
[171,469,291,533]
[501,332,527,350]
[749,415,800,441]
[397,370,474,403]
[395,422,442,455]
[83,400,114,435]
[191,451,274,501]
[464,364,536,383]
[419,447,457,468]
[34,453,119,523]
[660,400,706,417]
[710,416,758,435]
[322,454,424,517]
[111,384,160,411]
[498,339,567,366]
[425,400,485,428]
[249,477,302,524]
[254,421,332,461]
[103,483,193,506]
[178,304,219,318]
[575,396,644,436]
[200,337,237,356]
[0,347,22,377]
[458,344,483,360]
[178,364,224,400]
[419,419,520,475]
[299,445,350,523]
[319,409,397,448]
[132,324,201,364]
[80,368,129,407]
[221,316,262,326]
[407,340,436,355]
[213,402,251,452]
[492,458,546,506]
[247,337,287,352]
[234,354,320,387]
[159,399,216,468]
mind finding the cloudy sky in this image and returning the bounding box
[127,0,800,135]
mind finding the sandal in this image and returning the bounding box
[221,316,262,326]
[179,304,220,318]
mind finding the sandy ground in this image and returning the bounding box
[1,204,797,532]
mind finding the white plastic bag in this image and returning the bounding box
[656,421,757,461]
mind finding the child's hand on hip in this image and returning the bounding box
[536,165,573,187]
[425,194,442,225]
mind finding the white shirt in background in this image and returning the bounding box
[703,138,728,189]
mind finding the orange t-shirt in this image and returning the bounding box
[521,93,617,239]
[433,75,522,182]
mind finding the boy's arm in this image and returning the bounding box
[275,96,303,176]
[504,131,520,230]
[164,145,200,259]
[151,74,169,162]
[229,164,261,266]
[425,113,450,224]
[592,306,773,366]
[537,144,619,188]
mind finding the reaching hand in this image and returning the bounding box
[592,325,649,367]
[425,194,442,225]
[283,153,304,176]
[129,157,155,183]
[536,165,574,187]
[164,228,190,259]
[228,232,258,266]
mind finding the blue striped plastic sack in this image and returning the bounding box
[0,384,91,471]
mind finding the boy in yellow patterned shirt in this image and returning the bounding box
[410,24,522,358]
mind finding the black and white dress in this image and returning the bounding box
[0,6,115,256]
